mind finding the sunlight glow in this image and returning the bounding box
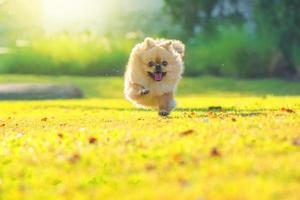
[42,0,115,32]
[41,0,163,33]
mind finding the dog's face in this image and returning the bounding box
[138,38,184,82]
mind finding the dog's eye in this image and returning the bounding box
[148,61,155,67]
[162,60,168,66]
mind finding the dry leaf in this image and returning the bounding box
[178,178,191,188]
[145,164,156,171]
[280,108,295,113]
[41,117,48,122]
[210,147,221,157]
[191,111,196,116]
[173,153,182,162]
[180,129,195,136]
[173,153,185,165]
[69,153,81,164]
[207,111,217,118]
[88,137,97,144]
[292,138,300,146]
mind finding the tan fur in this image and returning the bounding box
[159,92,175,112]
[124,37,185,115]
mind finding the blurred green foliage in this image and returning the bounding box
[185,27,274,78]
[0,0,299,78]
[2,34,135,76]
[254,0,300,77]
[164,0,245,37]
[165,0,300,78]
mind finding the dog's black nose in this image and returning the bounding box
[155,65,162,72]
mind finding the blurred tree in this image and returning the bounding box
[163,0,245,37]
[255,0,299,78]
[164,0,217,36]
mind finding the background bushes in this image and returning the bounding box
[0,28,297,78]
[2,35,135,76]
[185,27,275,78]
[0,0,299,78]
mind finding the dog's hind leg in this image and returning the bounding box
[158,92,176,116]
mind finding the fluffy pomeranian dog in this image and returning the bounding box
[124,37,185,116]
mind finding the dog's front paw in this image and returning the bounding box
[159,110,169,116]
[139,89,150,96]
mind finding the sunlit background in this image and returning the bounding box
[0,0,299,78]
[1,2,300,200]
[42,0,163,33]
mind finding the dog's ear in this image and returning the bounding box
[160,40,173,51]
[144,37,156,49]
[172,40,185,58]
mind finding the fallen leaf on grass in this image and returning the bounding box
[191,156,200,166]
[88,137,97,144]
[280,108,295,113]
[60,123,67,127]
[69,153,81,164]
[173,153,186,165]
[178,177,191,188]
[173,153,182,162]
[180,129,195,136]
[191,111,197,116]
[207,111,217,118]
[41,117,48,122]
[292,138,300,146]
[183,112,197,118]
[188,112,197,118]
[210,147,222,157]
[125,138,135,145]
[57,133,64,139]
[18,184,26,192]
[137,142,147,149]
[145,164,156,171]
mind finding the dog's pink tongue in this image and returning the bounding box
[154,72,163,81]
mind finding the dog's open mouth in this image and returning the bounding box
[148,72,167,81]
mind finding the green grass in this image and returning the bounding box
[0,75,300,200]
[1,75,300,98]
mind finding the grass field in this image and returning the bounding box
[0,75,300,200]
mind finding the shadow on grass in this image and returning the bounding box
[175,107,265,117]
[32,105,267,118]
